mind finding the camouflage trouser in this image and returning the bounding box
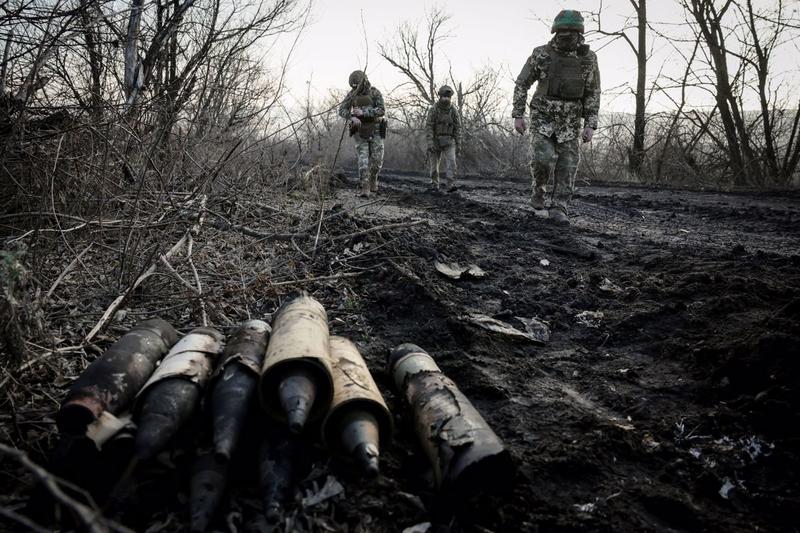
[355,135,384,192]
[428,144,457,188]
[530,132,580,212]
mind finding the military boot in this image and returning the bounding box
[369,173,379,193]
[358,177,370,198]
[548,206,569,225]
[531,192,546,210]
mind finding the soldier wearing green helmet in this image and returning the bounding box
[424,84,462,192]
[512,9,601,225]
[338,70,387,197]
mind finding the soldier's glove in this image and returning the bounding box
[514,117,527,135]
[352,108,365,118]
[349,117,362,129]
[582,127,595,143]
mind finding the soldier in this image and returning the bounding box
[512,10,601,225]
[338,70,386,197]
[425,85,462,192]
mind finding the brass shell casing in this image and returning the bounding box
[259,295,333,426]
[322,336,393,450]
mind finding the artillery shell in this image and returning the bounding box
[134,327,223,461]
[134,379,202,461]
[190,451,229,533]
[323,336,392,478]
[58,318,178,435]
[388,343,515,496]
[260,294,333,431]
[211,319,270,461]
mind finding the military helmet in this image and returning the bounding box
[348,70,367,88]
[437,85,454,97]
[551,10,584,33]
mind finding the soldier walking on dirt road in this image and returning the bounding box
[339,70,387,198]
[425,85,462,193]
[512,10,601,225]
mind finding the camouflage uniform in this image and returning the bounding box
[512,33,600,213]
[425,98,461,190]
[338,75,386,195]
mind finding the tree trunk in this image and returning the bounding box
[628,0,647,177]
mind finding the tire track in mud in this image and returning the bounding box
[330,173,800,532]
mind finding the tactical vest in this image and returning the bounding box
[434,106,456,137]
[534,47,588,101]
[353,94,376,139]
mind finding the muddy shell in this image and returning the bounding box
[57,318,178,435]
[211,319,270,460]
[388,343,515,495]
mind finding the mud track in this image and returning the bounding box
[326,172,800,532]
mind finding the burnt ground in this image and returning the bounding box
[2,170,800,532]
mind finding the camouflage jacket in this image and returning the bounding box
[338,85,385,121]
[425,102,461,148]
[512,40,600,143]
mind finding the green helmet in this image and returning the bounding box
[551,10,584,33]
[348,70,367,88]
[438,85,454,97]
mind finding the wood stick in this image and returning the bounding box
[332,219,428,242]
[0,444,133,533]
[46,243,93,300]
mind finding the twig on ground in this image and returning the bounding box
[0,506,51,533]
[0,443,134,533]
[270,271,366,287]
[46,244,93,300]
[332,219,428,242]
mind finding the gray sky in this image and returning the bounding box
[276,0,800,115]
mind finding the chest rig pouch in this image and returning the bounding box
[546,53,585,100]
[435,107,455,147]
[354,94,376,139]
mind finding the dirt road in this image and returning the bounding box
[325,172,800,532]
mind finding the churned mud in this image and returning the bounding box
[3,172,799,532]
[326,172,800,532]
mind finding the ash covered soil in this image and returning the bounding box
[4,171,800,532]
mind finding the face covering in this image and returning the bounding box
[439,96,451,106]
[555,31,580,51]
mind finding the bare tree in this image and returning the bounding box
[378,6,451,120]
[591,0,649,178]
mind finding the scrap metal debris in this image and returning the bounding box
[575,310,604,328]
[462,313,550,344]
[598,277,623,293]
[301,475,345,508]
[434,260,486,280]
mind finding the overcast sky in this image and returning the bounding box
[274,0,800,115]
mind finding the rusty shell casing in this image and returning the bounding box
[57,318,178,436]
[211,320,270,461]
[323,337,393,465]
[134,327,223,461]
[388,343,515,495]
[190,451,229,533]
[259,295,333,427]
